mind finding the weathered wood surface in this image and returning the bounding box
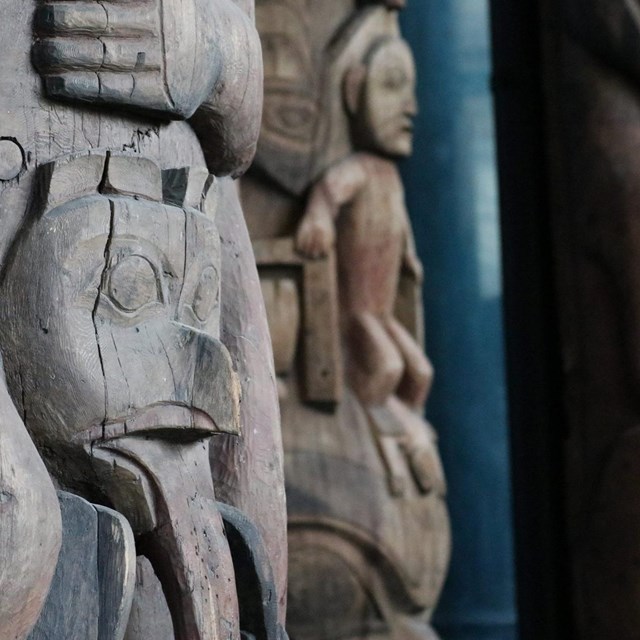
[218,502,287,640]
[542,2,640,638]
[124,558,174,640]
[29,493,100,640]
[210,179,289,625]
[0,373,61,640]
[243,2,449,638]
[28,493,136,640]
[0,0,286,637]
[96,504,138,640]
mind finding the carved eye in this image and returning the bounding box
[192,266,219,322]
[262,92,317,142]
[383,67,408,91]
[107,255,160,312]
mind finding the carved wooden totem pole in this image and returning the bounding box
[242,3,450,639]
[0,1,287,639]
[542,1,640,638]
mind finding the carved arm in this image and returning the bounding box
[295,155,367,258]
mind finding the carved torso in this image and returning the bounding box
[332,153,409,318]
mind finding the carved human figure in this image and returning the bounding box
[295,37,432,412]
[0,0,286,638]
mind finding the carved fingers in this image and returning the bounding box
[33,1,171,112]
[295,174,345,258]
[32,0,229,119]
[295,213,336,258]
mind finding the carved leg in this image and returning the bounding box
[344,312,404,405]
[385,316,434,410]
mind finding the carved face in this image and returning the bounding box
[253,1,320,194]
[359,38,417,157]
[0,189,237,484]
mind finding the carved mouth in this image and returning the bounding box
[75,403,221,445]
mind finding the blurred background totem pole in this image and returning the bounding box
[541,1,640,638]
[242,1,451,639]
[0,1,287,638]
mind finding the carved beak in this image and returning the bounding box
[90,435,240,640]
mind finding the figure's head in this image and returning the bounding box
[0,153,239,488]
[343,37,417,157]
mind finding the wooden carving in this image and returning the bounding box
[243,3,450,639]
[0,1,286,639]
[542,2,640,638]
[0,376,62,639]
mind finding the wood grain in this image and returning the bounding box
[0,378,61,640]
[96,505,137,640]
[28,494,136,640]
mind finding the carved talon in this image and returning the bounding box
[32,0,171,111]
[32,0,256,120]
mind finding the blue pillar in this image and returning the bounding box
[400,3,518,640]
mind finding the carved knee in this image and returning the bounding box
[345,312,404,405]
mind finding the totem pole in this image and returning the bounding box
[243,3,450,639]
[541,1,640,637]
[0,1,287,639]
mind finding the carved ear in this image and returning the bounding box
[343,64,367,116]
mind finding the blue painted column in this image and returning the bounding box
[400,3,518,640]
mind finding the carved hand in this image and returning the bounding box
[32,0,251,120]
[295,211,336,259]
